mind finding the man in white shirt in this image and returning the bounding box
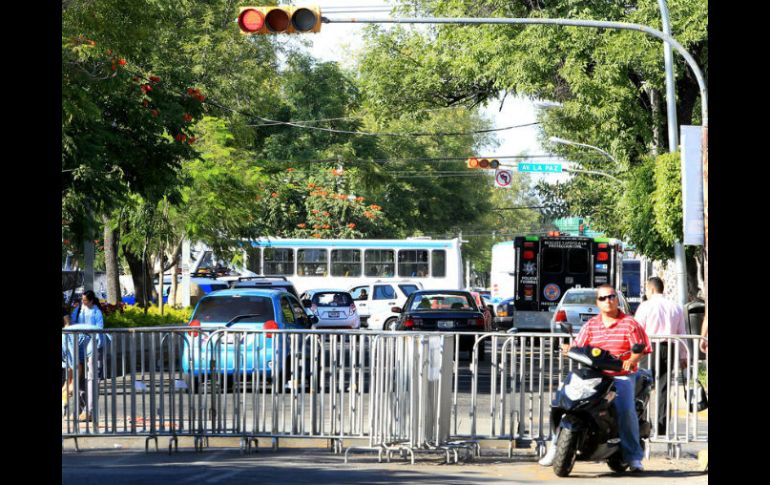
[634,277,687,436]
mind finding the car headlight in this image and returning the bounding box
[564,375,603,401]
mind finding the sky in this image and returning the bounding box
[300,0,570,183]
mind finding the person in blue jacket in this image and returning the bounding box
[62,291,108,421]
[70,290,105,326]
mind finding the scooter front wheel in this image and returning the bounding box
[553,427,579,477]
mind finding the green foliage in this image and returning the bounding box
[653,151,683,245]
[618,154,674,261]
[104,304,192,328]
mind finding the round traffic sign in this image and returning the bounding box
[495,170,512,187]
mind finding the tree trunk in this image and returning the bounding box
[123,246,149,307]
[103,215,121,305]
[158,243,165,316]
[170,261,179,308]
[123,245,156,308]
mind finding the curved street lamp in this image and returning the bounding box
[548,136,618,165]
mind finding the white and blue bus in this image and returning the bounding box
[228,237,465,295]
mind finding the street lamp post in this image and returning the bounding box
[549,136,618,165]
[657,0,690,307]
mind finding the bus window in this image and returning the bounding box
[263,248,294,276]
[331,249,362,277]
[246,247,261,274]
[542,248,563,273]
[297,249,328,277]
[432,250,446,277]
[398,250,428,277]
[365,250,395,277]
[567,248,589,274]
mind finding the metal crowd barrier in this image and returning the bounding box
[62,328,707,460]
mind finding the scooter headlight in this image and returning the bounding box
[564,375,603,401]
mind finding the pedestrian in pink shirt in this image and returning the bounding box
[634,277,687,436]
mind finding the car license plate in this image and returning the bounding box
[328,311,340,318]
[438,320,454,329]
[580,314,593,322]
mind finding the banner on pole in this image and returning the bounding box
[681,125,704,246]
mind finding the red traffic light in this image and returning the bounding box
[238,8,265,33]
[238,6,321,35]
[478,158,490,169]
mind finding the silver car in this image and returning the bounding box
[300,289,360,330]
[550,288,631,333]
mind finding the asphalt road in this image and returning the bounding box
[62,444,708,485]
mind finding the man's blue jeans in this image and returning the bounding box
[613,373,644,462]
[550,372,644,463]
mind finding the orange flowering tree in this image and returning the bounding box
[259,168,386,238]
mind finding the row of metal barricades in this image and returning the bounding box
[61,327,707,461]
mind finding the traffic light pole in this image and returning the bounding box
[324,14,709,306]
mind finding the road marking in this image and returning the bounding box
[205,469,242,483]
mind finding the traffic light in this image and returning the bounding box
[466,158,500,169]
[237,6,322,34]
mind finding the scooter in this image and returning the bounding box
[548,323,652,477]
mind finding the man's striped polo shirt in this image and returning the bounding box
[574,310,652,376]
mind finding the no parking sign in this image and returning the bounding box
[494,169,513,189]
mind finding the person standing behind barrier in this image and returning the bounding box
[634,277,687,437]
[62,293,71,328]
[63,290,106,421]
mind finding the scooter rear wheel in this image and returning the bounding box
[553,428,579,477]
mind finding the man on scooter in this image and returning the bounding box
[539,284,653,472]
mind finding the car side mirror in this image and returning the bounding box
[631,343,645,354]
[391,306,402,313]
[302,299,312,307]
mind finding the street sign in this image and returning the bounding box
[494,169,513,189]
[518,162,562,173]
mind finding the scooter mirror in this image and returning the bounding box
[631,343,645,354]
[559,322,573,335]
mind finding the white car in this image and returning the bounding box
[349,280,423,327]
[367,308,400,331]
[550,288,632,334]
[300,289,360,330]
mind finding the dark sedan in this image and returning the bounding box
[392,290,488,361]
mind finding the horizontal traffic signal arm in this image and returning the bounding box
[238,6,322,34]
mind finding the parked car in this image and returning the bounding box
[229,276,300,299]
[181,288,317,390]
[492,297,515,331]
[392,290,488,361]
[349,280,423,327]
[299,289,360,330]
[549,288,632,333]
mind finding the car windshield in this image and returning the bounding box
[193,295,275,323]
[560,291,599,305]
[409,293,475,312]
[312,292,353,307]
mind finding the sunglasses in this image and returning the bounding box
[597,294,617,302]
